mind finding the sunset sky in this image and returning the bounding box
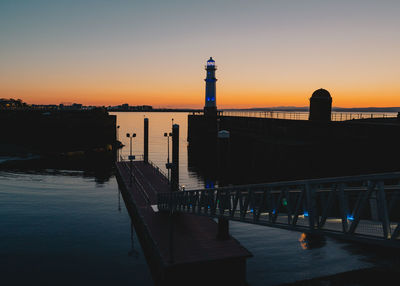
[1,0,399,108]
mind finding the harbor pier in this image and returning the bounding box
[115,121,251,285]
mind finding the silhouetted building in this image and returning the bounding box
[136,105,153,111]
[309,88,332,121]
[204,57,217,116]
[72,103,82,109]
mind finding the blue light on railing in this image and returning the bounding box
[347,214,354,221]
[272,209,276,214]
[250,209,254,213]
[303,211,309,217]
[205,180,215,189]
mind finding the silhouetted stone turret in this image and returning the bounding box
[309,88,332,122]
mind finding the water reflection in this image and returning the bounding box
[299,232,327,250]
[128,222,140,259]
[118,188,122,212]
[0,170,152,285]
[0,153,115,184]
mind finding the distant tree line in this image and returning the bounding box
[0,98,28,109]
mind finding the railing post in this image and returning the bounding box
[338,183,349,233]
[305,183,316,230]
[377,181,391,239]
[369,183,379,221]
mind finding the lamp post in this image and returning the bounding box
[126,132,136,185]
[164,132,172,183]
[168,124,179,264]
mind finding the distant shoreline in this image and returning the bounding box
[221,107,400,113]
[110,107,400,113]
[3,107,399,113]
[110,109,201,112]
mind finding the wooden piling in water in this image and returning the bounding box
[144,118,149,163]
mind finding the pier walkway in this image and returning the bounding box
[115,160,251,285]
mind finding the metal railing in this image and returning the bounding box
[158,172,400,244]
[211,111,396,121]
[146,160,186,191]
[147,159,169,181]
[120,160,150,203]
[120,155,185,192]
[119,154,144,162]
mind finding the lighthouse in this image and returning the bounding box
[204,57,217,116]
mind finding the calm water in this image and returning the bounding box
[1,111,398,286]
[0,170,152,285]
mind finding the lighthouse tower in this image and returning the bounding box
[204,57,217,116]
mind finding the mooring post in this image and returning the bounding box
[171,124,179,192]
[144,118,149,163]
[217,216,230,240]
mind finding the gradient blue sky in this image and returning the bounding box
[1,0,399,108]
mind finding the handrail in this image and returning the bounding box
[184,171,400,193]
[147,159,169,181]
[120,154,144,162]
[206,111,396,122]
[121,161,150,204]
[120,155,186,191]
[146,159,186,191]
[157,171,400,244]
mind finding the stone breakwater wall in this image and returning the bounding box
[188,114,400,183]
[0,109,116,155]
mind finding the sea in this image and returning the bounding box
[1,111,398,286]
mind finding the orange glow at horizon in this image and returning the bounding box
[2,84,400,108]
[2,58,399,108]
